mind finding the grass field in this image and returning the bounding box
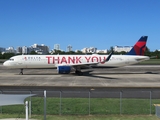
[0,114,159,120]
[32,115,160,120]
[0,97,160,119]
[1,97,157,115]
[138,59,160,65]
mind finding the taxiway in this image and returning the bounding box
[0,64,160,88]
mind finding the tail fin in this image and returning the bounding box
[127,36,148,55]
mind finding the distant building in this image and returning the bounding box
[5,47,16,54]
[54,44,60,50]
[81,48,87,53]
[96,49,108,54]
[88,47,97,53]
[67,45,72,52]
[75,50,82,53]
[114,46,132,52]
[22,46,28,54]
[0,47,5,53]
[17,47,22,54]
[81,47,97,53]
[31,44,49,54]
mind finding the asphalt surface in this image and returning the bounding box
[0,64,160,87]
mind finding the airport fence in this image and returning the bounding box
[0,90,160,116]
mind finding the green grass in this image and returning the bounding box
[137,59,160,65]
[37,115,160,120]
[0,97,160,119]
[0,114,159,120]
[0,97,159,115]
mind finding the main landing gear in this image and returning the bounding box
[19,69,23,75]
[75,70,83,75]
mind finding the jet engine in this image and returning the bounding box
[57,66,71,74]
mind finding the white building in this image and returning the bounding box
[5,47,16,53]
[114,46,132,52]
[96,49,108,54]
[31,44,49,54]
[54,44,60,50]
[66,45,72,52]
[32,44,38,48]
[81,48,87,53]
[22,46,28,54]
[81,47,97,53]
[17,47,22,54]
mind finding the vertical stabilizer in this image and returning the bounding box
[127,36,148,55]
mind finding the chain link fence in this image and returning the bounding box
[0,90,160,116]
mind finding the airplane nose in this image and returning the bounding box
[3,61,9,66]
[3,61,6,66]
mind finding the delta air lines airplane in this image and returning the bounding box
[3,36,149,75]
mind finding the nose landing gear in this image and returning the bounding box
[19,69,23,75]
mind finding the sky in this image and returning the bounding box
[0,0,160,51]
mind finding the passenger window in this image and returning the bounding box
[9,59,14,61]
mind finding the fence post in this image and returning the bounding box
[89,91,90,115]
[59,91,62,115]
[44,90,46,120]
[25,101,28,120]
[120,91,122,115]
[29,91,32,118]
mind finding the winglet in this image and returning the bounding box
[127,36,148,55]
[101,51,113,63]
[98,52,112,64]
[105,51,113,62]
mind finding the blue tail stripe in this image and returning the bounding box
[138,36,148,42]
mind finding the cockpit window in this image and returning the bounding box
[9,59,14,61]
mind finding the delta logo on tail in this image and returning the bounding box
[127,36,148,56]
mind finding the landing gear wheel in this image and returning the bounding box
[75,70,83,75]
[19,69,23,75]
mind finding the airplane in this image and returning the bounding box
[3,36,149,75]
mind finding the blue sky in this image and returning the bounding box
[0,0,160,51]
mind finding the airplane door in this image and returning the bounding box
[18,57,27,68]
[18,59,25,66]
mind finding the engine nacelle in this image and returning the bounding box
[57,66,71,74]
